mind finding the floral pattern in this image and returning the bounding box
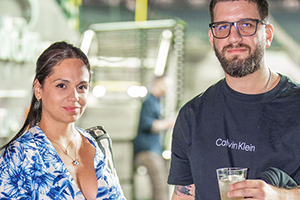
[0,126,126,200]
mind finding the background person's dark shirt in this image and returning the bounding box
[134,94,164,156]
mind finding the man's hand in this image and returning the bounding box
[228,179,300,200]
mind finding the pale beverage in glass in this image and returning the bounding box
[216,167,247,200]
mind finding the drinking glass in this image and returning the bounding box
[216,167,248,200]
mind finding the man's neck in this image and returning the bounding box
[225,67,279,94]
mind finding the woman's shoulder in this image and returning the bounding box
[0,126,43,162]
[76,127,97,146]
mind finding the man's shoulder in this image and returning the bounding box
[277,74,300,96]
[182,79,224,108]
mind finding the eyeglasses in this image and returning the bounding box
[209,18,266,39]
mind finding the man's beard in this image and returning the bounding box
[214,42,265,78]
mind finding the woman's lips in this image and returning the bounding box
[64,106,80,113]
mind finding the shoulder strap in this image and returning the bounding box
[85,126,115,172]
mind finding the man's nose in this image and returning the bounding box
[228,24,243,43]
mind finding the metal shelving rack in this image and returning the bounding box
[78,19,186,200]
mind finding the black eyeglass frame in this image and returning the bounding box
[209,18,267,39]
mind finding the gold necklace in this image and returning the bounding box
[265,68,272,92]
[47,132,80,166]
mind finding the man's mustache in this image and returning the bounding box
[222,43,251,53]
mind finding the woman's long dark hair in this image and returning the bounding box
[1,41,91,151]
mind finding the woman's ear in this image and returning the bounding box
[33,79,42,101]
[265,24,274,48]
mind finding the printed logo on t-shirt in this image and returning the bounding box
[215,138,256,152]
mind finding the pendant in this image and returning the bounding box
[73,160,79,166]
[65,149,69,155]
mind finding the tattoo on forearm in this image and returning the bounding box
[174,185,195,197]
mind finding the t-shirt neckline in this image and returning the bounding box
[222,74,286,103]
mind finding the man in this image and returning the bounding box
[167,0,300,199]
[134,74,175,200]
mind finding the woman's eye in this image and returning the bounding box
[56,84,66,89]
[78,85,89,91]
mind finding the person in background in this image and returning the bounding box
[0,41,126,200]
[168,0,300,199]
[134,74,175,200]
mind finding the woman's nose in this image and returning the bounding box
[68,88,79,101]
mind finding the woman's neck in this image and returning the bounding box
[39,119,76,142]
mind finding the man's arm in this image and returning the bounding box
[151,117,175,133]
[281,186,300,199]
[171,184,195,200]
[229,179,300,200]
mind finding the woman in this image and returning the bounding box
[0,41,126,200]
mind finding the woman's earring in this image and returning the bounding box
[34,98,41,110]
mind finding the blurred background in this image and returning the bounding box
[0,0,299,199]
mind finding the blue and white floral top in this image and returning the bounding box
[0,126,126,200]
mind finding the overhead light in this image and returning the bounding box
[92,85,106,98]
[154,30,173,76]
[80,30,95,55]
[127,85,148,98]
[162,150,171,160]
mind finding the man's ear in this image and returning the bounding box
[33,79,42,101]
[208,29,215,51]
[265,24,274,48]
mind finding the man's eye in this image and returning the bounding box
[242,23,251,27]
[217,24,229,31]
[240,21,255,28]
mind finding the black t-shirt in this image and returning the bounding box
[168,75,300,200]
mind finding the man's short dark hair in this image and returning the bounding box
[209,0,269,22]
